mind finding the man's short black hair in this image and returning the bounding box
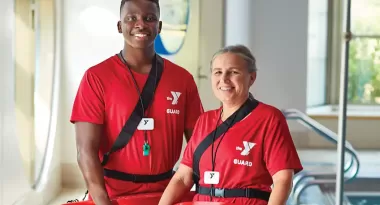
[120,0,160,14]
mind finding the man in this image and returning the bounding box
[70,0,204,204]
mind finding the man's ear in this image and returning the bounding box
[158,21,162,34]
[117,21,122,33]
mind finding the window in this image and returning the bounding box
[347,0,380,104]
[306,0,329,107]
[308,0,380,109]
[327,0,380,106]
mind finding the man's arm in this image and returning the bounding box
[75,122,111,205]
[184,129,193,142]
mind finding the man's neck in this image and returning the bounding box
[122,46,155,73]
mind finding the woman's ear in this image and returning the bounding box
[249,72,257,86]
[117,21,122,33]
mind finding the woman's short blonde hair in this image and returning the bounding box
[210,44,257,73]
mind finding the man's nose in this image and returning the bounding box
[134,18,147,29]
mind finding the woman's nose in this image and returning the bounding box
[220,73,230,83]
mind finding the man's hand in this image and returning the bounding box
[75,122,110,205]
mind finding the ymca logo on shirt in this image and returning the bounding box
[234,141,255,167]
[236,141,256,156]
[167,91,181,105]
[166,91,181,115]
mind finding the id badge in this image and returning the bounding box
[204,171,220,185]
[137,118,154,130]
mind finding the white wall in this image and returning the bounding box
[60,0,122,188]
[0,0,62,204]
[306,116,380,149]
[197,0,224,111]
[225,0,308,134]
[14,0,36,185]
[0,0,31,204]
[226,0,308,112]
[307,0,328,107]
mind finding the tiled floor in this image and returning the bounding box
[49,188,88,205]
[48,149,380,205]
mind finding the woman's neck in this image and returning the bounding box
[221,97,248,121]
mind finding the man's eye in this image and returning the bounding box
[127,16,137,21]
[146,16,156,21]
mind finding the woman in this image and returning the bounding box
[158,45,303,205]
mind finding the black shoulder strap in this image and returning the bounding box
[192,96,259,185]
[101,54,164,166]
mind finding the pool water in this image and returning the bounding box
[347,196,380,205]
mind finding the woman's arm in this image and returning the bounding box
[268,169,294,205]
[159,164,194,205]
[263,111,303,205]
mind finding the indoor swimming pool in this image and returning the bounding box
[347,194,380,205]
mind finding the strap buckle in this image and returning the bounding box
[213,188,225,198]
[132,174,137,182]
[245,188,251,197]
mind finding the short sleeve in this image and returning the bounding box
[184,76,204,130]
[263,112,303,176]
[181,116,203,168]
[70,70,105,124]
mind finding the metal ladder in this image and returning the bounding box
[283,109,360,205]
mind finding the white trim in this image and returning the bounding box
[345,192,380,196]
[1,0,32,204]
[352,34,380,38]
[307,104,380,117]
[32,0,61,192]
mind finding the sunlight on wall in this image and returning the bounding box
[1,0,33,203]
[15,2,36,184]
[79,6,119,37]
[33,0,56,182]
[34,94,51,153]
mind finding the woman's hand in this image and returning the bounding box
[268,169,294,205]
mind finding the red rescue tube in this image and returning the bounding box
[61,191,196,205]
[175,202,235,205]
